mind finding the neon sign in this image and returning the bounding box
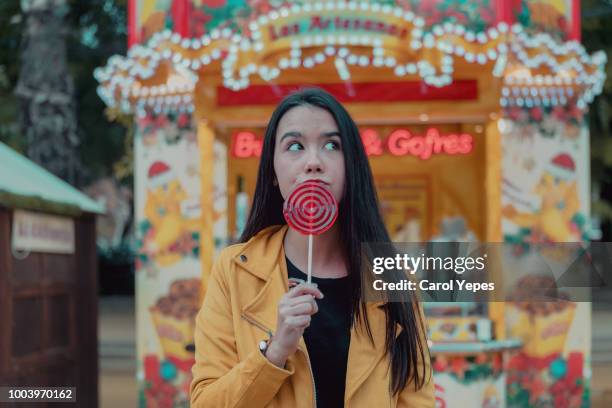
[232,131,263,158]
[231,128,474,160]
[386,128,473,159]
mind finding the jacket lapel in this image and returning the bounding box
[236,225,289,335]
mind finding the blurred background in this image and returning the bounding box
[0,0,611,407]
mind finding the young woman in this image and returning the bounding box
[190,88,433,407]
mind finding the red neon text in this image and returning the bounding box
[387,128,473,159]
[232,131,263,158]
[230,128,474,159]
[361,128,384,156]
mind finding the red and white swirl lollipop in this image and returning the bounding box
[283,180,338,283]
[283,180,338,235]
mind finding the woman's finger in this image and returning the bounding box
[285,283,323,300]
[279,297,318,317]
[285,301,318,316]
[286,294,320,307]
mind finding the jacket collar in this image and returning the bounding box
[233,224,288,282]
[235,224,291,334]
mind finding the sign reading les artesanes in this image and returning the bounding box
[267,14,409,41]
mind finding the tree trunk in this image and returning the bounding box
[15,0,81,185]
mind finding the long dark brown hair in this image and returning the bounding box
[240,87,429,394]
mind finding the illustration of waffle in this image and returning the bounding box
[507,275,576,357]
[150,278,201,362]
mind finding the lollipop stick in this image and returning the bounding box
[307,233,313,284]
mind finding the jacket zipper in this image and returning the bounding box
[241,313,317,408]
[298,345,317,408]
[240,313,273,338]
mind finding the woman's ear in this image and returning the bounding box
[273,178,278,186]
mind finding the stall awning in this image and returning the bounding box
[94,3,606,114]
[0,142,105,215]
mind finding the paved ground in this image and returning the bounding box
[98,295,612,407]
[99,296,137,408]
[591,295,612,408]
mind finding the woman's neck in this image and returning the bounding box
[283,224,348,279]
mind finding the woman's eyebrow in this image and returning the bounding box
[321,131,341,138]
[279,130,340,142]
[279,131,301,142]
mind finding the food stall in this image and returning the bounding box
[95,1,605,406]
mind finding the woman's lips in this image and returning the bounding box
[299,178,331,186]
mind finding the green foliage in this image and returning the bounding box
[0,1,24,152]
[202,0,251,31]
[0,0,131,185]
[66,0,131,185]
[516,0,531,27]
[582,0,612,231]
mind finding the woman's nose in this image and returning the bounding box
[304,152,324,174]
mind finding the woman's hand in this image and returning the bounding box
[265,283,323,368]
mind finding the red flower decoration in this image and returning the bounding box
[491,354,503,372]
[450,357,469,379]
[475,353,488,365]
[433,356,448,372]
[202,0,226,8]
[155,115,169,128]
[178,113,190,128]
[569,105,584,119]
[190,9,212,37]
[527,377,546,404]
[552,106,566,120]
[530,107,543,122]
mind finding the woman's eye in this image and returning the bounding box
[288,142,303,151]
[324,141,340,150]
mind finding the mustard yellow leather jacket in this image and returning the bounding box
[190,225,434,407]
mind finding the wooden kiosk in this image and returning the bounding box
[96,1,605,406]
[0,142,103,407]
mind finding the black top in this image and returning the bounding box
[286,257,352,408]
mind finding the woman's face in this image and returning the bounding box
[273,105,345,203]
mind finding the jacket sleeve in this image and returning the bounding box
[190,252,295,407]
[397,303,436,408]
